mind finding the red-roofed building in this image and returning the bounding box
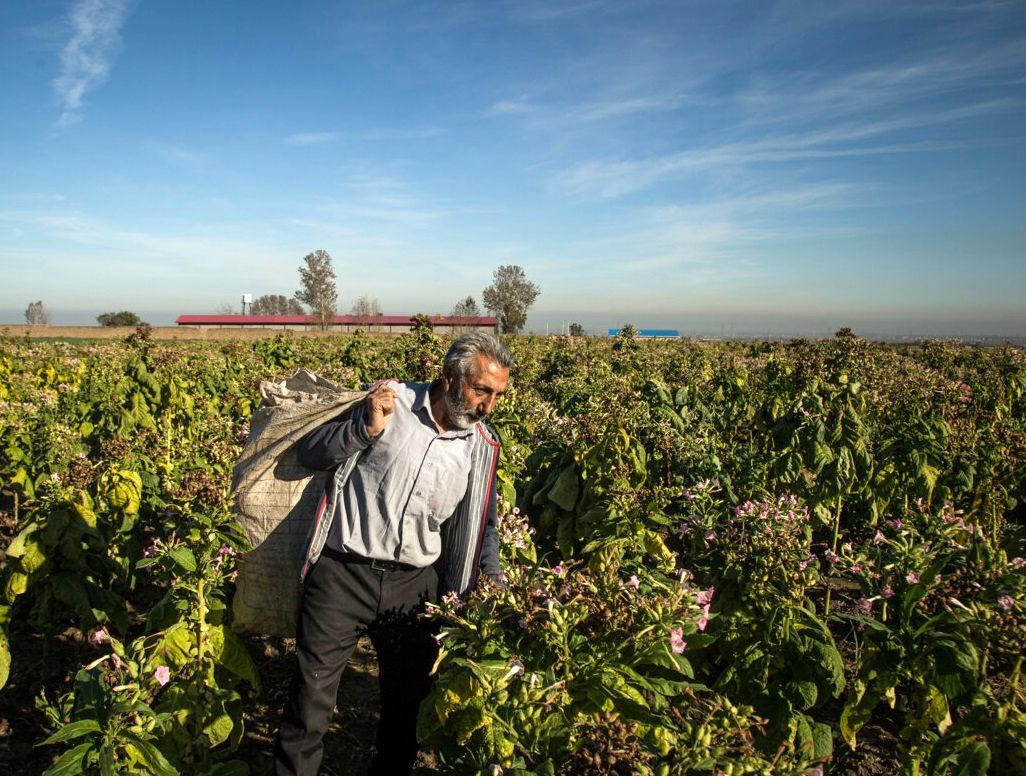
[175,314,497,335]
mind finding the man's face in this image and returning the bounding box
[444,354,510,430]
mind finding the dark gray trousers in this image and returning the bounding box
[274,551,439,775]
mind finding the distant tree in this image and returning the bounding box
[612,323,638,353]
[481,265,540,334]
[97,311,143,327]
[295,249,338,329]
[568,322,584,337]
[451,296,480,318]
[24,300,51,325]
[835,327,857,338]
[252,294,304,315]
[350,295,383,317]
[214,303,236,315]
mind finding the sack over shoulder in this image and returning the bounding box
[231,368,365,637]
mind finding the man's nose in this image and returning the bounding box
[481,394,499,415]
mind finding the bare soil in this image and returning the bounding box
[238,635,384,775]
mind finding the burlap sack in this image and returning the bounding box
[231,369,365,636]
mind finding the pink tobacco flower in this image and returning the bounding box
[1011,557,1025,569]
[906,571,921,584]
[143,538,162,558]
[851,563,863,575]
[873,530,885,546]
[857,597,874,615]
[628,575,640,590]
[670,628,686,654]
[998,595,1014,612]
[154,665,171,686]
[90,628,108,645]
[551,564,566,578]
[696,603,711,632]
[695,586,715,607]
[824,549,839,563]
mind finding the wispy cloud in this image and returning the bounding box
[558,97,1020,198]
[52,0,132,126]
[741,39,1026,129]
[311,173,451,226]
[147,141,212,169]
[504,0,613,24]
[488,97,536,116]
[284,131,345,146]
[284,127,441,145]
[0,208,264,263]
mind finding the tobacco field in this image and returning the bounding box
[1,324,1024,775]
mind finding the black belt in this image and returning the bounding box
[321,545,418,572]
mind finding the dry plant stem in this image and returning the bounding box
[824,497,843,616]
[195,578,207,747]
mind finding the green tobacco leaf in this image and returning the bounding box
[556,514,576,559]
[811,720,833,759]
[4,572,28,604]
[932,638,978,700]
[840,696,874,749]
[4,522,38,558]
[208,625,260,689]
[203,703,235,747]
[639,529,675,571]
[0,628,9,689]
[20,539,48,574]
[42,741,93,776]
[548,466,579,511]
[795,714,815,755]
[123,733,179,776]
[39,719,102,746]
[786,680,818,711]
[806,634,845,699]
[106,471,142,516]
[155,622,194,666]
[168,546,197,572]
[50,572,90,613]
[952,741,991,776]
[923,686,951,731]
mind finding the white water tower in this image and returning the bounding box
[241,293,252,315]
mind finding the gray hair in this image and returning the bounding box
[444,331,513,378]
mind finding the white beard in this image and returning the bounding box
[444,380,483,429]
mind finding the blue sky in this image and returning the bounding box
[1,0,1024,336]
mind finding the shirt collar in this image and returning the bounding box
[412,380,476,438]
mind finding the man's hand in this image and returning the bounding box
[364,383,397,437]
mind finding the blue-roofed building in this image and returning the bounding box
[608,328,680,338]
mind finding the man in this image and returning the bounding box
[275,331,512,775]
